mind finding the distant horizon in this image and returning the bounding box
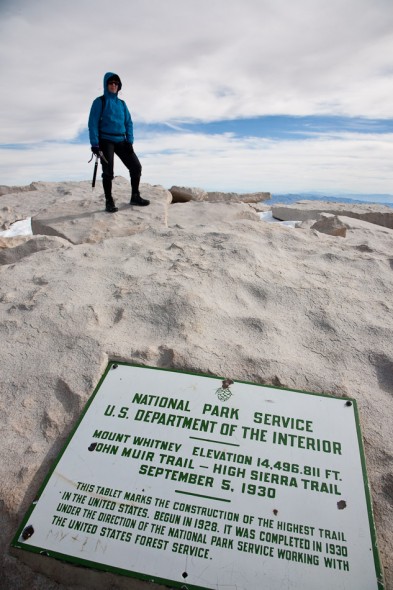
[268,192,393,208]
[1,177,393,209]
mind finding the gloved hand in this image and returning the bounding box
[91,146,100,156]
[126,141,134,152]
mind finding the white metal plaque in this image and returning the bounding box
[13,363,383,589]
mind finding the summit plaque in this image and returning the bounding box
[13,363,383,589]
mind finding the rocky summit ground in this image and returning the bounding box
[1,178,392,589]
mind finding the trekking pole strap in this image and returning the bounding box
[98,150,108,164]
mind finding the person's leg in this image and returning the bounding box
[114,142,149,206]
[99,139,118,212]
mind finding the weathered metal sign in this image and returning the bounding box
[13,363,383,589]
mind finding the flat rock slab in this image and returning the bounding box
[31,183,171,244]
[168,200,261,228]
[169,185,271,203]
[272,201,393,229]
[1,181,92,231]
[207,190,271,203]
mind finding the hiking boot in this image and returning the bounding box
[105,197,118,213]
[130,191,150,206]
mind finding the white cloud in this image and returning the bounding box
[1,131,392,194]
[1,0,393,144]
[1,0,392,194]
[138,131,393,193]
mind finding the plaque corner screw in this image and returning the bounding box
[22,525,34,540]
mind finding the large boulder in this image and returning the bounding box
[169,186,208,202]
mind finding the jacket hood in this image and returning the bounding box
[103,72,122,95]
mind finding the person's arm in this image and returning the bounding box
[124,103,134,144]
[88,98,101,147]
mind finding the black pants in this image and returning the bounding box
[99,139,142,194]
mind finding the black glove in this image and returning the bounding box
[126,141,134,152]
[91,146,100,156]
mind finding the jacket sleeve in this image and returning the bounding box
[88,98,101,146]
[124,103,134,144]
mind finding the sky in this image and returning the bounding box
[1,0,393,196]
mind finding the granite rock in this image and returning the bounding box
[272,200,393,229]
[311,213,348,237]
[169,185,207,202]
[0,180,392,590]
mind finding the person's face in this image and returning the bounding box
[107,80,119,93]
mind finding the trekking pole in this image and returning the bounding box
[92,155,99,189]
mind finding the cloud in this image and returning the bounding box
[1,0,393,145]
[0,0,392,194]
[1,130,392,194]
[139,130,393,193]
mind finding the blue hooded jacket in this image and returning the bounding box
[88,72,134,146]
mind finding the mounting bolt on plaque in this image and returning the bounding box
[112,364,118,370]
[88,443,97,451]
[182,572,188,579]
[337,500,347,510]
[345,400,352,407]
[22,525,34,540]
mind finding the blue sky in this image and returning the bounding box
[0,0,393,196]
[75,115,393,144]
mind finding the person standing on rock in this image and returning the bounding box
[88,72,149,212]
